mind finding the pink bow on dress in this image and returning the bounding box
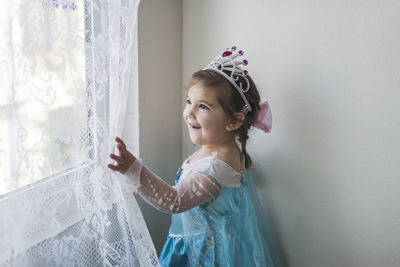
[253,100,272,133]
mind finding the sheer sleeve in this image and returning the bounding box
[125,159,222,214]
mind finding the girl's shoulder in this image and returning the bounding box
[182,151,244,188]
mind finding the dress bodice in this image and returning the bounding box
[179,151,244,188]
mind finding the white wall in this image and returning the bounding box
[135,0,183,253]
[182,1,400,267]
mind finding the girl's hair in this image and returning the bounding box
[189,69,261,169]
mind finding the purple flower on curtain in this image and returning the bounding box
[43,0,78,11]
[51,0,60,8]
[70,2,77,10]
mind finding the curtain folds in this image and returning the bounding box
[0,0,160,266]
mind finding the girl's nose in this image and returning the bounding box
[183,105,195,119]
[187,106,196,118]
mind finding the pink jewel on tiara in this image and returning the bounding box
[222,51,233,57]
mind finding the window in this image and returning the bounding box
[0,0,92,196]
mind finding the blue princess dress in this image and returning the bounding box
[126,151,283,267]
[156,153,283,267]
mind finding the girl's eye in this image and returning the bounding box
[199,104,209,110]
[186,99,191,105]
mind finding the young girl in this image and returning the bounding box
[108,46,283,267]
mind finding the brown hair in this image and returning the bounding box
[188,69,261,169]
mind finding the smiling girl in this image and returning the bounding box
[108,46,283,267]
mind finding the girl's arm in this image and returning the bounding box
[128,161,221,214]
[108,137,222,214]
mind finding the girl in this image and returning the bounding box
[108,46,283,267]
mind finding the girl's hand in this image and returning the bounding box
[108,137,136,175]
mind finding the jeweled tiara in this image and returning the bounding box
[203,46,252,114]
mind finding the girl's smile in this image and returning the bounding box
[187,120,201,130]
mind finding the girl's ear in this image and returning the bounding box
[226,112,245,132]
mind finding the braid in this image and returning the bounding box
[238,124,252,169]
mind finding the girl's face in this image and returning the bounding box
[183,82,234,147]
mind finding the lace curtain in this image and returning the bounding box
[0,0,160,266]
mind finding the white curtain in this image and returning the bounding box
[0,0,160,266]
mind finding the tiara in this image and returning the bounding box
[203,46,252,114]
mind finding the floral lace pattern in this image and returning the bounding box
[0,0,159,266]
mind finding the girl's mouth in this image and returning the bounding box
[188,123,201,129]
